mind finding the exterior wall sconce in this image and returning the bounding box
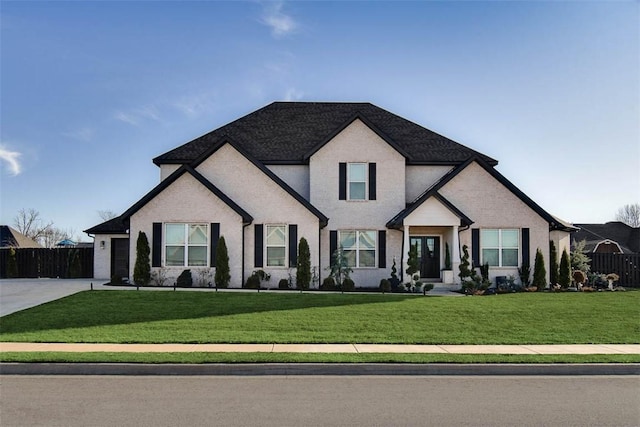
[100,241,106,250]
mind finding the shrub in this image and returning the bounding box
[133,231,151,286]
[444,242,452,270]
[458,245,473,284]
[296,237,311,290]
[341,278,355,292]
[7,247,18,278]
[244,274,261,289]
[406,242,419,279]
[518,263,531,287]
[110,274,123,285]
[572,270,587,285]
[176,269,192,287]
[379,278,391,293]
[571,239,591,274]
[532,248,547,290]
[278,278,290,289]
[549,241,559,286]
[422,283,434,293]
[606,273,619,283]
[214,236,230,288]
[320,276,336,291]
[559,249,571,288]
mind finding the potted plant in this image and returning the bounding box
[442,242,454,284]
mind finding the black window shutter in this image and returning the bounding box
[521,228,530,267]
[378,230,386,268]
[152,223,162,267]
[369,163,377,200]
[330,230,338,264]
[289,224,298,267]
[471,228,480,267]
[338,163,347,200]
[210,223,220,267]
[254,224,263,268]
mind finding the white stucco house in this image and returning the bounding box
[85,102,575,287]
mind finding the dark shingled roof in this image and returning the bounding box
[572,222,640,254]
[84,217,129,235]
[153,102,498,166]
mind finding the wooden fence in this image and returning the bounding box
[0,247,93,279]
[590,253,639,286]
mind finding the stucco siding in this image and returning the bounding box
[310,119,406,286]
[129,173,245,286]
[195,144,320,285]
[92,233,128,280]
[266,165,310,201]
[440,162,550,283]
[160,164,181,181]
[404,197,461,227]
[406,166,453,202]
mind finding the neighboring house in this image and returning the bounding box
[85,102,575,285]
[0,225,43,249]
[572,222,640,254]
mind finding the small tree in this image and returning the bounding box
[406,242,419,282]
[549,241,559,287]
[214,236,230,288]
[133,231,151,285]
[532,248,547,290]
[458,244,473,284]
[328,245,352,286]
[7,247,18,278]
[296,237,311,290]
[570,239,591,274]
[518,263,531,287]
[559,248,571,288]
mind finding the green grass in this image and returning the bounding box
[1,290,638,344]
[2,352,639,364]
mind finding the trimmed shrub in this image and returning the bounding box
[133,231,151,286]
[406,242,419,278]
[341,278,355,292]
[559,249,571,288]
[244,274,261,289]
[320,276,336,291]
[422,283,434,293]
[111,274,123,285]
[518,263,531,287]
[458,245,473,284]
[214,236,230,288]
[379,278,391,293]
[444,242,452,270]
[296,237,311,290]
[532,248,547,290]
[573,270,587,285]
[278,278,290,289]
[549,241,559,286]
[177,269,192,287]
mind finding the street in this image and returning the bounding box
[2,375,638,426]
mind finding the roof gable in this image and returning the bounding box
[153,102,498,166]
[0,225,43,248]
[387,191,473,229]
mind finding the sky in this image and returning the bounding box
[1,1,638,242]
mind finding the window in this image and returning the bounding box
[481,229,519,267]
[348,163,367,200]
[339,230,376,268]
[165,223,208,267]
[266,225,286,267]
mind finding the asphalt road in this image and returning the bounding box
[2,375,638,426]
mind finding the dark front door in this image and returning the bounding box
[410,236,440,279]
[111,238,130,279]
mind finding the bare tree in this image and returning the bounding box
[98,210,118,221]
[615,203,640,228]
[41,227,75,248]
[13,208,53,242]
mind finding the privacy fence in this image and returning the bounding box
[0,247,93,279]
[590,253,639,286]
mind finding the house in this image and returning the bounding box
[0,225,43,249]
[85,102,575,286]
[572,222,640,254]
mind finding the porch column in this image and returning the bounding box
[452,225,460,284]
[403,225,410,282]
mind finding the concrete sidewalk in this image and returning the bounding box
[2,342,639,354]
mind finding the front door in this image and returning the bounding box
[409,236,440,279]
[111,238,130,279]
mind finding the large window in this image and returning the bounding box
[266,225,286,267]
[481,229,519,267]
[165,223,208,267]
[348,163,367,200]
[339,230,376,268]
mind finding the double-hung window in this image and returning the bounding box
[339,230,376,268]
[266,225,286,267]
[348,163,367,200]
[481,229,519,267]
[165,223,208,267]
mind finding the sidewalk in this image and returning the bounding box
[2,343,639,354]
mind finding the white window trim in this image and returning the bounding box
[480,228,519,268]
[265,224,287,268]
[347,162,368,201]
[164,223,209,267]
[339,229,377,269]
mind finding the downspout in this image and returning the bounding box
[400,227,405,283]
[318,226,322,289]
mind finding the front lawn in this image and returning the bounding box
[1,290,638,344]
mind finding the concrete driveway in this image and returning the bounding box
[0,279,107,316]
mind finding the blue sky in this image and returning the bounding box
[1,1,638,241]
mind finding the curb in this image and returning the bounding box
[2,363,639,376]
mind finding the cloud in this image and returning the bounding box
[0,145,22,176]
[261,1,297,38]
[113,105,161,126]
[114,111,139,126]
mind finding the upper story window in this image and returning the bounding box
[481,228,518,267]
[266,225,286,267]
[165,223,208,267]
[348,163,367,200]
[339,162,376,201]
